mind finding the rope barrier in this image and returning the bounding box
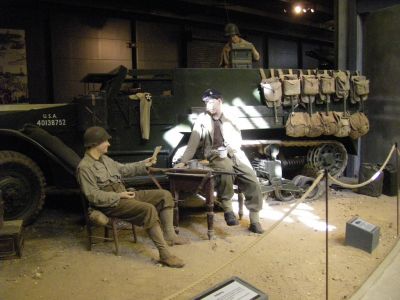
[163,171,325,300]
[328,145,396,189]
[164,143,398,299]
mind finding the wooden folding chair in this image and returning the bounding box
[80,193,137,255]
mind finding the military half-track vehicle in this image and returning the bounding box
[0,66,367,224]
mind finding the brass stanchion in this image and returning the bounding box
[325,169,329,300]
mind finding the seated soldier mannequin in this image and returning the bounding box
[219,23,260,68]
[175,89,265,234]
[77,126,188,268]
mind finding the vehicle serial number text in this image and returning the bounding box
[36,113,67,126]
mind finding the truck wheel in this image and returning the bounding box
[274,189,295,202]
[0,151,46,224]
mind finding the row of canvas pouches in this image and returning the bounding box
[259,68,370,108]
[285,111,369,139]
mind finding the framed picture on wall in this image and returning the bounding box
[0,28,28,104]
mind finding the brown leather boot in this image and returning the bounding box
[159,209,190,246]
[146,222,185,268]
[159,253,185,268]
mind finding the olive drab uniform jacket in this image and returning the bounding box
[77,153,148,207]
[219,38,260,68]
[180,112,252,168]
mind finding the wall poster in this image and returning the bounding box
[0,28,28,104]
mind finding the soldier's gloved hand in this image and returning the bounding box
[119,191,135,199]
[174,162,186,169]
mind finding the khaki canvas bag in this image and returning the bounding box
[333,111,351,137]
[282,69,301,96]
[300,70,319,104]
[278,69,300,107]
[349,112,370,139]
[317,70,335,104]
[319,112,338,135]
[285,112,310,137]
[333,70,350,101]
[350,72,370,104]
[306,113,324,137]
[259,68,282,108]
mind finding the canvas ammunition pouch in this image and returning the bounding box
[300,70,319,104]
[278,69,300,107]
[318,70,335,103]
[283,78,301,96]
[349,112,370,139]
[333,112,351,137]
[319,112,338,136]
[285,112,310,137]
[333,70,350,101]
[350,73,370,103]
[259,68,282,108]
[306,113,324,137]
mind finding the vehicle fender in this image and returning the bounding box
[0,129,79,186]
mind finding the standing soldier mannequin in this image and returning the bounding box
[77,126,188,268]
[219,23,260,68]
[175,89,265,234]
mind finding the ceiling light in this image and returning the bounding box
[294,5,302,14]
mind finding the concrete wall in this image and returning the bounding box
[51,13,132,102]
[362,4,400,163]
[136,21,181,69]
[268,38,298,69]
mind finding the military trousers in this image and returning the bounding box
[100,189,174,229]
[210,156,263,212]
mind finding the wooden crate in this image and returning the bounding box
[0,219,24,259]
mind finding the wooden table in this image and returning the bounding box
[166,170,216,240]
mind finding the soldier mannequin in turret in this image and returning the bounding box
[219,23,260,68]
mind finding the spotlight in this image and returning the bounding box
[311,8,315,13]
[294,5,302,14]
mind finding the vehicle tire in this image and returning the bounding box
[274,189,295,202]
[0,151,46,224]
[293,175,325,201]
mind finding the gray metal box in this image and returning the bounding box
[345,217,380,253]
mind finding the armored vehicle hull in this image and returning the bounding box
[0,67,363,223]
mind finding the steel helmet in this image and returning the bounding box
[83,126,111,148]
[224,23,240,37]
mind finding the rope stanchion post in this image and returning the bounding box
[396,142,399,237]
[163,172,325,300]
[325,169,329,300]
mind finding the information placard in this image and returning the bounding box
[193,277,268,300]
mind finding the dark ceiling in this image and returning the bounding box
[3,0,335,43]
